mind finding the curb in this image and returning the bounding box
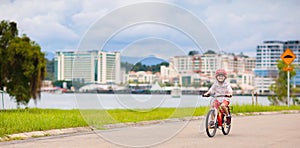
[0,127,92,142]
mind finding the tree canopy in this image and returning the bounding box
[204,50,216,54]
[130,62,169,73]
[188,50,199,56]
[0,20,46,106]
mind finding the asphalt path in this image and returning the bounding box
[1,113,300,148]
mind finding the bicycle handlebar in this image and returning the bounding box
[202,94,232,98]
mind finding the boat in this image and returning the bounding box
[171,81,181,98]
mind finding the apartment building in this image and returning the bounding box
[284,40,300,65]
[54,50,120,84]
[254,40,300,94]
[284,41,300,86]
[168,55,202,86]
[160,63,178,84]
[200,52,255,87]
[254,41,284,94]
[125,71,160,84]
[200,52,222,77]
[167,52,255,88]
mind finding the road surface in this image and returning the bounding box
[1,113,300,148]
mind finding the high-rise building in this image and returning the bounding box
[54,50,120,84]
[284,40,300,65]
[284,40,300,86]
[254,41,284,94]
[254,40,300,94]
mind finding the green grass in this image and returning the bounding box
[1,105,300,138]
[230,104,300,113]
[0,108,87,137]
[79,107,211,129]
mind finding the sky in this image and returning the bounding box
[1,0,299,60]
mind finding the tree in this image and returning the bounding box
[0,20,46,107]
[268,60,297,105]
[204,50,216,54]
[130,62,169,73]
[188,50,199,56]
[0,21,18,91]
[121,62,134,73]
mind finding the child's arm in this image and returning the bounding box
[204,83,215,96]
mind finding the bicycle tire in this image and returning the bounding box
[205,109,217,137]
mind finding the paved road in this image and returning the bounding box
[1,113,300,148]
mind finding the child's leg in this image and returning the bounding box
[221,100,230,116]
[221,100,231,124]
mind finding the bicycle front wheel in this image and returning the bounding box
[205,109,217,137]
[222,115,231,135]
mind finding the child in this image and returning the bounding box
[203,69,233,124]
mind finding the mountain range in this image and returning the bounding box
[121,55,168,65]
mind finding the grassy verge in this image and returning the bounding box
[0,109,87,137]
[1,105,300,137]
[230,104,300,113]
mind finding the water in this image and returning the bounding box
[0,93,270,110]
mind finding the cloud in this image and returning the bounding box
[120,37,187,60]
[201,0,300,55]
[0,0,299,57]
[102,23,198,51]
[0,0,83,51]
[76,2,219,59]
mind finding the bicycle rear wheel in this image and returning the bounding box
[205,109,217,137]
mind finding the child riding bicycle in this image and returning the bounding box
[203,69,233,124]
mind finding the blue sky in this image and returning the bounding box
[1,0,299,59]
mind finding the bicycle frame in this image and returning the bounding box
[204,94,232,137]
[211,99,225,127]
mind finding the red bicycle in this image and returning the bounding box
[203,94,232,137]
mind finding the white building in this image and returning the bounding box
[254,40,300,94]
[200,52,222,77]
[165,51,256,91]
[54,50,120,84]
[125,71,160,84]
[254,41,285,94]
[160,64,178,84]
[200,52,255,88]
[284,40,300,86]
[169,55,202,86]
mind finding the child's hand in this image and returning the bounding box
[202,93,210,97]
[225,94,232,98]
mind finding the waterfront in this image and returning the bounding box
[1,93,270,110]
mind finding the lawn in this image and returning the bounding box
[1,105,300,137]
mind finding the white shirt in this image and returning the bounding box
[207,81,233,101]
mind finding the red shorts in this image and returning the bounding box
[212,99,230,108]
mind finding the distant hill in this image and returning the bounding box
[121,55,167,66]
